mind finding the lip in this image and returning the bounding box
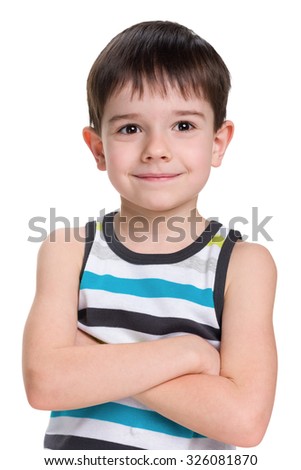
[133,173,182,182]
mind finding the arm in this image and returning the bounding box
[134,242,277,448]
[22,228,218,411]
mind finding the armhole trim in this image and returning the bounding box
[213,229,242,328]
[79,221,96,282]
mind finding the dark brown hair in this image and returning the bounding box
[87,21,231,133]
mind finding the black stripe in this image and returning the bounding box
[78,308,221,341]
[213,229,242,328]
[44,434,144,450]
[102,211,223,265]
[79,221,96,282]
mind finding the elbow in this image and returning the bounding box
[233,428,265,449]
[231,410,270,448]
[23,368,57,411]
[25,387,52,411]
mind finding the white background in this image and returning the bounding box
[1,0,300,467]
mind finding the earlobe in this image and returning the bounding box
[82,126,106,171]
[211,120,234,168]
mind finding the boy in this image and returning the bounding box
[22,20,277,450]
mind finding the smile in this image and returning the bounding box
[133,174,181,182]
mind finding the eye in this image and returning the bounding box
[174,121,194,132]
[119,124,141,134]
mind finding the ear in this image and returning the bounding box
[211,120,234,168]
[82,126,106,171]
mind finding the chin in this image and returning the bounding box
[140,201,179,213]
[120,194,190,215]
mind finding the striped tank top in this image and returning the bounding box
[44,211,241,450]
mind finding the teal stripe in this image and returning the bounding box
[80,272,214,308]
[51,402,205,439]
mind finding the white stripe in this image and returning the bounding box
[86,251,217,290]
[45,416,232,450]
[78,290,219,329]
[77,323,220,349]
[115,397,150,410]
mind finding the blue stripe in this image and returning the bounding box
[51,402,205,439]
[80,272,214,308]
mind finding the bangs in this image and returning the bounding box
[111,67,205,102]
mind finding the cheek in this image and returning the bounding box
[183,143,213,170]
[103,140,135,167]
[102,144,123,173]
[183,144,213,188]
[103,149,130,190]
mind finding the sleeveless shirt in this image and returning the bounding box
[44,211,241,450]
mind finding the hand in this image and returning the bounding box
[185,334,220,376]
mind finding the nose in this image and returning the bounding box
[141,131,172,162]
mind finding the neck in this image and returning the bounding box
[113,199,208,254]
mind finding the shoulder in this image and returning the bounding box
[225,240,277,306]
[229,240,277,273]
[37,226,87,280]
[39,226,87,253]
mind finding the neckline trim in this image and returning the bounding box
[102,212,223,265]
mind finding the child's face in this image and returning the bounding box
[87,82,233,215]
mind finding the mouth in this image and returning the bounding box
[133,173,182,182]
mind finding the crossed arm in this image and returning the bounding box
[134,242,277,447]
[22,228,277,448]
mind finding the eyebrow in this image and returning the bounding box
[173,110,206,120]
[108,113,140,124]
